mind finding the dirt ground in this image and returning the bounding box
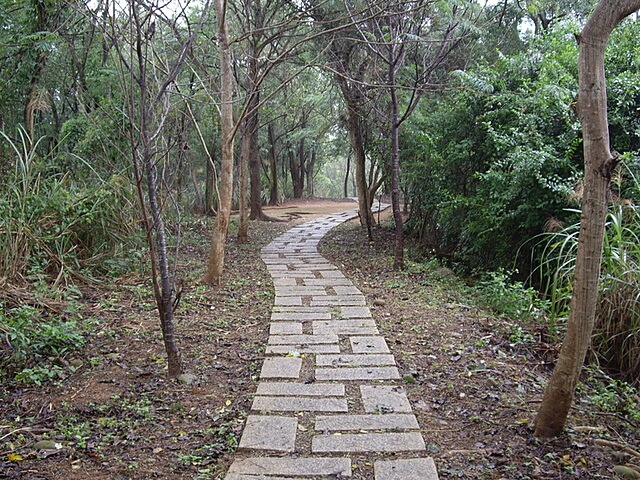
[1,198,638,479]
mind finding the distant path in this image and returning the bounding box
[224,203,439,480]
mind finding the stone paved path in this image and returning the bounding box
[224,206,439,480]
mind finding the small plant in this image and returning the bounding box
[583,369,640,422]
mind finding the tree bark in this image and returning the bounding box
[389,59,404,269]
[206,0,235,285]
[534,0,640,439]
[268,123,279,205]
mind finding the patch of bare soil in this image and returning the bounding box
[320,215,640,479]
[0,199,356,480]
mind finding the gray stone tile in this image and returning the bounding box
[318,270,347,278]
[268,334,338,345]
[314,325,379,335]
[311,296,366,306]
[273,278,297,287]
[360,385,412,413]
[332,286,363,295]
[340,306,372,318]
[274,296,303,306]
[259,357,302,379]
[269,322,303,335]
[225,474,299,480]
[238,415,297,452]
[275,288,327,297]
[274,306,331,313]
[265,344,341,354]
[312,432,426,453]
[315,366,400,381]
[315,414,419,431]
[350,336,390,354]
[316,354,396,367]
[313,319,376,329]
[374,458,439,480]
[271,312,332,321]
[227,457,352,477]
[303,278,354,286]
[256,382,345,397]
[252,396,348,412]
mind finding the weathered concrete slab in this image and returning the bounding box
[259,357,302,379]
[314,325,379,335]
[340,306,372,318]
[350,336,390,354]
[252,396,348,412]
[265,344,341,354]
[275,288,327,297]
[273,278,297,287]
[374,458,439,480]
[311,297,366,307]
[312,432,426,453]
[332,286,363,296]
[315,414,419,431]
[268,334,339,345]
[313,319,376,329]
[316,354,395,367]
[271,311,332,321]
[361,385,412,413]
[274,306,331,313]
[303,278,354,287]
[318,270,347,278]
[256,382,345,397]
[274,296,302,306]
[227,457,352,477]
[238,415,297,452]
[269,322,303,335]
[315,366,400,381]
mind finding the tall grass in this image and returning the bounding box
[0,128,137,284]
[537,170,640,384]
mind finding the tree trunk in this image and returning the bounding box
[206,0,235,285]
[534,0,640,439]
[268,123,279,205]
[343,152,351,198]
[237,117,250,243]
[389,63,404,270]
[290,138,304,198]
[205,149,216,216]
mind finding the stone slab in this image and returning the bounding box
[252,396,348,412]
[274,307,331,313]
[350,336,390,354]
[340,306,372,318]
[256,382,345,397]
[332,286,363,295]
[226,475,298,480]
[318,270,347,278]
[238,415,297,452]
[311,296,366,307]
[276,285,327,297]
[303,278,354,287]
[259,357,302,379]
[314,325,379,335]
[269,322,303,335]
[265,344,341,354]
[312,432,426,453]
[273,278,297,287]
[374,458,439,480]
[271,312,332,321]
[268,334,339,345]
[316,354,396,367]
[227,457,352,477]
[315,414,419,431]
[274,296,303,306]
[315,366,400,381]
[361,385,412,413]
[313,319,377,328]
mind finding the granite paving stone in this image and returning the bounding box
[316,354,396,367]
[361,385,413,413]
[265,344,341,354]
[340,306,373,318]
[252,396,348,412]
[256,382,345,397]
[315,366,400,381]
[259,357,302,379]
[238,416,297,452]
[312,432,426,453]
[227,457,352,477]
[269,322,303,335]
[271,312,332,321]
[315,414,419,431]
[350,336,391,353]
[374,458,439,480]
[274,296,303,306]
[268,334,339,345]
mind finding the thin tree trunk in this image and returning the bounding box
[343,152,351,198]
[389,64,404,270]
[306,148,316,197]
[237,117,250,243]
[268,123,279,205]
[534,0,640,438]
[206,0,235,285]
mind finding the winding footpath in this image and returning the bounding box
[224,206,439,480]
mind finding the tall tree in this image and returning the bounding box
[206,0,235,285]
[534,0,640,438]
